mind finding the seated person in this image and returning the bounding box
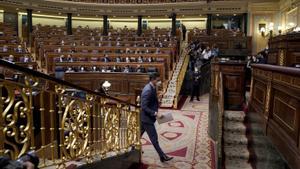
[135,48,141,54]
[147,57,154,62]
[101,66,109,72]
[2,45,8,52]
[102,54,111,62]
[15,45,23,53]
[126,48,131,54]
[136,65,146,73]
[148,67,158,73]
[67,54,73,62]
[98,42,102,47]
[112,65,121,72]
[66,67,75,73]
[123,65,131,73]
[56,47,62,53]
[159,42,163,48]
[116,56,122,62]
[79,66,85,72]
[156,48,161,54]
[116,41,121,47]
[23,55,30,62]
[131,57,137,62]
[138,56,144,63]
[59,55,65,62]
[72,42,76,47]
[5,54,14,63]
[61,40,65,46]
[125,56,131,63]
[92,66,98,72]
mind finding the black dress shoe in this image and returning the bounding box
[160,155,173,163]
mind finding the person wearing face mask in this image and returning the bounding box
[190,67,201,101]
[140,73,173,163]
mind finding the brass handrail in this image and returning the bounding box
[0,60,141,168]
[173,45,189,108]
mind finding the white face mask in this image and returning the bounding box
[156,80,162,87]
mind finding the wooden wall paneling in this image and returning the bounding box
[250,64,300,169]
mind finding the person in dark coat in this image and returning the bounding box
[190,67,201,101]
[140,73,173,163]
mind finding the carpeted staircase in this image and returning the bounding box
[223,110,289,169]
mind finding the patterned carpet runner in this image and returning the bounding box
[142,94,216,169]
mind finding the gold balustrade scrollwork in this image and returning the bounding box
[0,60,142,168]
[0,81,33,159]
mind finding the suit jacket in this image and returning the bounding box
[141,83,159,124]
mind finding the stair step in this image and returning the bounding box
[224,110,245,122]
[256,161,286,169]
[224,145,250,160]
[224,132,248,145]
[249,135,272,147]
[246,112,264,124]
[224,121,246,134]
[254,146,285,163]
[248,123,264,136]
[225,159,252,169]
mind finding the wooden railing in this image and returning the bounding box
[249,64,300,169]
[173,46,189,108]
[60,0,207,4]
[209,62,224,168]
[0,60,141,168]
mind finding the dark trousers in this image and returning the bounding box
[141,122,165,158]
[191,84,200,100]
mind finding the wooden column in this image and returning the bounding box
[67,13,72,35]
[171,13,176,36]
[137,15,142,36]
[206,14,212,35]
[103,15,108,36]
[27,9,33,45]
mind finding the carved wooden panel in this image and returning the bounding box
[251,64,300,169]
[272,89,299,142]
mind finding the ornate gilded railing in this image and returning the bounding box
[0,60,141,168]
[173,46,189,108]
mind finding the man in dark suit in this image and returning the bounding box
[141,73,173,163]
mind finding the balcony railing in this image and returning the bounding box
[0,60,141,168]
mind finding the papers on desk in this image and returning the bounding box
[157,112,174,124]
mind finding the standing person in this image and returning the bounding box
[190,67,201,101]
[181,24,187,41]
[141,73,173,163]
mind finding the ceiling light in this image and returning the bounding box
[130,16,133,18]
[113,16,116,18]
[148,16,151,18]
[216,14,220,16]
[37,11,41,13]
[77,14,80,16]
[16,8,19,10]
[233,14,236,16]
[58,12,62,15]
